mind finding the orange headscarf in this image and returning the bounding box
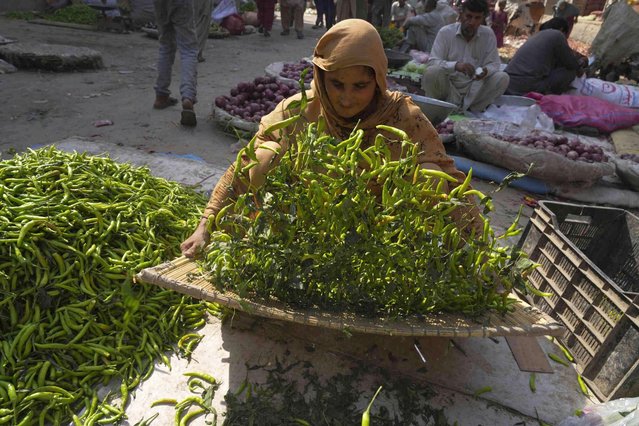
[258,20,458,168]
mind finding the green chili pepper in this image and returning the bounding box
[548,353,570,367]
[361,386,382,426]
[529,373,536,393]
[577,374,589,396]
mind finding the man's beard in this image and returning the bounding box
[461,24,476,39]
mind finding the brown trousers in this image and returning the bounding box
[280,0,305,31]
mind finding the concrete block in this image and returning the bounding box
[0,42,103,71]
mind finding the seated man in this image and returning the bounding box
[505,17,586,96]
[421,0,509,112]
[402,0,445,52]
[435,0,458,24]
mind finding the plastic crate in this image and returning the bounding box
[518,200,639,401]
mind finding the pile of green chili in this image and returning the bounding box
[199,119,534,318]
[0,147,212,425]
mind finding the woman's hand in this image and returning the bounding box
[180,217,211,258]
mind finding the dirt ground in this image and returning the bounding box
[0,13,322,165]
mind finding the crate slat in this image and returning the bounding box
[518,200,639,401]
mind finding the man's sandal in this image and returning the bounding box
[180,98,197,126]
[153,95,178,109]
[180,110,197,126]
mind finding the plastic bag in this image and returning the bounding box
[409,50,430,64]
[527,92,639,134]
[570,76,639,109]
[212,0,237,23]
[558,397,639,426]
[83,0,122,16]
[474,104,555,132]
[220,13,245,35]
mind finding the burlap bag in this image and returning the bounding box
[455,119,614,187]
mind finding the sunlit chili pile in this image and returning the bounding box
[199,118,534,318]
[0,147,213,424]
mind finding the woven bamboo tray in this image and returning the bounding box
[136,256,565,338]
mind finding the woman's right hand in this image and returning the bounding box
[180,218,211,258]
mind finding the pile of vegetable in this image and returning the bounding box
[215,76,299,122]
[199,105,534,318]
[280,60,314,84]
[0,147,212,424]
[376,26,404,49]
[436,120,454,135]
[47,4,99,26]
[491,132,609,163]
[401,61,426,75]
[209,22,230,37]
[239,0,257,12]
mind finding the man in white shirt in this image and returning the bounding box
[421,0,509,112]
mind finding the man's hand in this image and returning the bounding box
[575,54,588,78]
[455,61,477,78]
[474,66,487,80]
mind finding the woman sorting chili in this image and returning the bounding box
[181,19,481,258]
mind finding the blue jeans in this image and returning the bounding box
[154,0,198,103]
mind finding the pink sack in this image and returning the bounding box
[526,92,639,133]
[221,13,245,35]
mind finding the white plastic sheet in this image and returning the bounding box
[558,397,639,426]
[470,104,555,132]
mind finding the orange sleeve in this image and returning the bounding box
[201,94,303,220]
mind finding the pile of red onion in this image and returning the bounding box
[280,60,313,84]
[491,133,608,163]
[214,76,299,122]
[436,120,454,135]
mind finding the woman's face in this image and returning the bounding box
[323,66,377,119]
